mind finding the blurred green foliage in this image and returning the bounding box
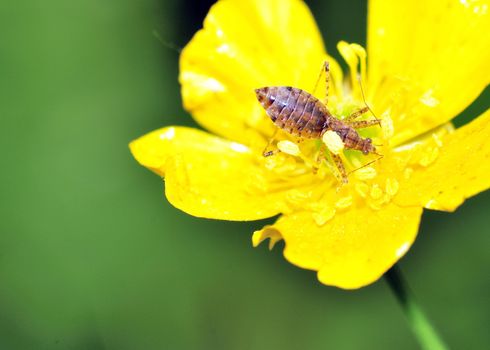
[0,0,488,349]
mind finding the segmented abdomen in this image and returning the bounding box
[255,86,329,138]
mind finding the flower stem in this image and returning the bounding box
[384,264,448,350]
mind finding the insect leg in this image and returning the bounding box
[349,119,382,129]
[315,144,348,183]
[330,152,348,184]
[344,106,369,123]
[262,128,280,157]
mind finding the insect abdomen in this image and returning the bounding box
[255,86,328,138]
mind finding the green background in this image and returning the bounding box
[1,0,489,349]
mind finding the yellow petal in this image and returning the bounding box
[256,204,422,289]
[180,0,342,145]
[395,109,490,211]
[368,0,490,145]
[130,127,287,220]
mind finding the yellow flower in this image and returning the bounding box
[130,0,490,289]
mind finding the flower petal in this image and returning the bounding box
[368,0,490,145]
[395,109,490,211]
[256,204,422,289]
[130,127,288,220]
[180,0,343,145]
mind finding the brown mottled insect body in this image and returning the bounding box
[255,61,381,184]
[255,86,375,155]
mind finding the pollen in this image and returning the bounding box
[381,113,395,139]
[322,130,345,155]
[277,140,301,156]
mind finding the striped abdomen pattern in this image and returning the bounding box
[255,86,331,139]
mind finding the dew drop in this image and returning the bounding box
[159,127,175,140]
[230,142,249,153]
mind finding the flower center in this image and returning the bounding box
[254,42,402,226]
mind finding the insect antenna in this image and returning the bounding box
[311,61,328,98]
[358,76,381,123]
[153,30,182,54]
[347,154,384,176]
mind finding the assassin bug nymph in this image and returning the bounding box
[255,61,382,184]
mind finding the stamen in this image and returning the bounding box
[354,167,377,180]
[385,178,399,196]
[419,146,440,167]
[335,195,353,209]
[355,182,370,198]
[277,140,301,156]
[337,42,368,99]
[337,41,359,97]
[370,183,384,200]
[312,206,336,226]
[381,111,395,139]
[350,43,367,89]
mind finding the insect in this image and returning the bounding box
[255,62,381,183]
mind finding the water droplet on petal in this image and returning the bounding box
[160,127,175,140]
[230,142,249,153]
